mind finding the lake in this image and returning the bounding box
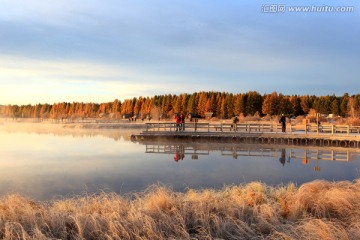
[1,122,360,200]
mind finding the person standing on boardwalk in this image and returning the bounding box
[317,119,322,132]
[180,113,185,131]
[174,113,180,131]
[279,114,286,133]
[232,116,239,131]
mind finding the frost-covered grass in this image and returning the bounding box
[1,179,360,239]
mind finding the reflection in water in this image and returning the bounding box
[144,143,359,171]
[147,145,210,159]
[1,124,360,201]
[174,146,185,162]
[279,149,286,166]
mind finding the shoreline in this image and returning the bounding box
[0,118,147,129]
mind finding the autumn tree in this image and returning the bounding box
[331,99,340,115]
[134,97,143,116]
[187,93,197,113]
[300,95,312,114]
[2,91,359,120]
[173,94,183,114]
[245,91,262,116]
[348,94,360,118]
[262,92,279,116]
[234,94,246,116]
[290,95,304,116]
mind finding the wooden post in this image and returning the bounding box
[331,125,334,135]
[347,125,350,135]
[305,124,307,134]
[221,123,223,132]
[208,123,210,132]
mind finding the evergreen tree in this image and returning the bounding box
[340,93,349,117]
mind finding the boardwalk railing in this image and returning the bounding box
[145,122,360,135]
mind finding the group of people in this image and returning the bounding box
[174,113,288,133]
[174,113,185,131]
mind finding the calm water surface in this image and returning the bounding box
[1,123,360,200]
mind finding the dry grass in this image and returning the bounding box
[1,179,360,239]
[347,117,360,126]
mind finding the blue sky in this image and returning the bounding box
[0,0,359,104]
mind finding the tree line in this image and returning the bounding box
[1,91,360,119]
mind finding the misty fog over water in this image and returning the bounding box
[1,122,360,200]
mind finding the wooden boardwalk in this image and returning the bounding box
[131,122,360,148]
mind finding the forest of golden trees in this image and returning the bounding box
[1,91,360,120]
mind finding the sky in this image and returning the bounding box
[0,0,359,105]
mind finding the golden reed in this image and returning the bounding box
[1,179,360,239]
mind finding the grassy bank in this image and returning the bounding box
[1,180,360,239]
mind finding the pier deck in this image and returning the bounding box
[131,122,360,148]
